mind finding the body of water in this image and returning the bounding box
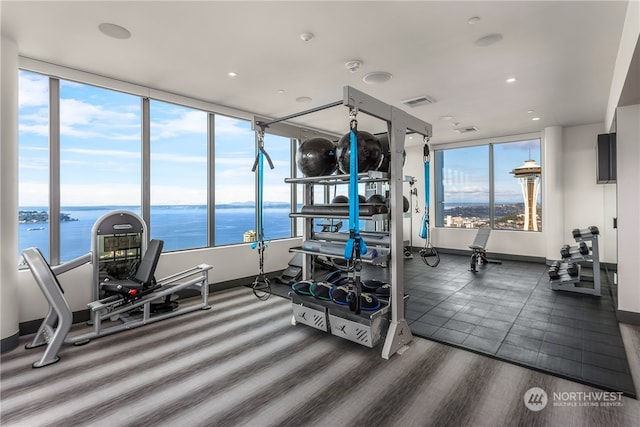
[19,205,293,263]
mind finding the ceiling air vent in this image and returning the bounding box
[453,126,479,134]
[402,95,436,108]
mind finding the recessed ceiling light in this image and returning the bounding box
[506,77,517,83]
[277,89,285,94]
[98,23,131,39]
[475,33,503,47]
[527,109,534,114]
[468,16,481,25]
[440,115,454,121]
[300,32,314,42]
[227,72,238,77]
[362,71,393,84]
[532,117,541,121]
[296,96,312,103]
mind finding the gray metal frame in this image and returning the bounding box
[265,86,432,360]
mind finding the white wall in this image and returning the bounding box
[17,238,301,323]
[616,104,640,315]
[562,123,617,264]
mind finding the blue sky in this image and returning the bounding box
[18,70,291,207]
[19,70,540,208]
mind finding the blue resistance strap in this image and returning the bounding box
[344,129,367,260]
[250,132,274,300]
[420,144,430,239]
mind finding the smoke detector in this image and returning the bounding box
[453,126,479,134]
[344,60,363,73]
[402,95,437,108]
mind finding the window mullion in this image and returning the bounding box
[49,77,60,265]
[141,97,151,232]
[489,143,495,229]
[208,113,216,246]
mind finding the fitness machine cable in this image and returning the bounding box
[344,109,366,314]
[251,128,275,300]
[419,139,440,267]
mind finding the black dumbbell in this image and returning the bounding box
[560,245,571,258]
[579,241,589,255]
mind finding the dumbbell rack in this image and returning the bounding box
[549,226,601,296]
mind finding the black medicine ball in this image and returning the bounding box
[296,137,337,177]
[331,195,349,204]
[367,194,386,204]
[336,130,383,174]
[376,133,406,173]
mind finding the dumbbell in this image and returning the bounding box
[560,242,590,258]
[548,261,579,280]
[572,226,599,239]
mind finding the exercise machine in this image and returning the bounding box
[23,211,213,368]
[469,227,502,272]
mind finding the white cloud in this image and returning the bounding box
[215,115,254,138]
[151,152,206,163]
[19,73,48,108]
[151,110,207,140]
[19,182,48,206]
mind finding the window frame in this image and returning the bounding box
[434,133,542,232]
[17,59,301,265]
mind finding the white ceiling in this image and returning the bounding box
[1,1,630,145]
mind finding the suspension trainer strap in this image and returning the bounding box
[420,143,430,239]
[344,123,367,260]
[251,128,274,300]
[344,114,366,314]
[419,139,440,267]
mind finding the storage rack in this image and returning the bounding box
[255,86,432,359]
[550,226,601,296]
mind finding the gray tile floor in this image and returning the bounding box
[270,251,635,397]
[361,251,635,397]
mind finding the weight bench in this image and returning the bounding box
[23,243,212,368]
[469,228,502,272]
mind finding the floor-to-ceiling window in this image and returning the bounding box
[261,133,293,240]
[17,65,296,265]
[213,115,256,246]
[58,80,142,262]
[149,100,208,251]
[18,70,50,262]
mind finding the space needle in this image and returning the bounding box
[510,158,542,231]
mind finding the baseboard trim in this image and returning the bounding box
[431,247,546,264]
[1,331,20,354]
[617,309,640,326]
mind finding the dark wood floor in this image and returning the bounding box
[2,287,639,426]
